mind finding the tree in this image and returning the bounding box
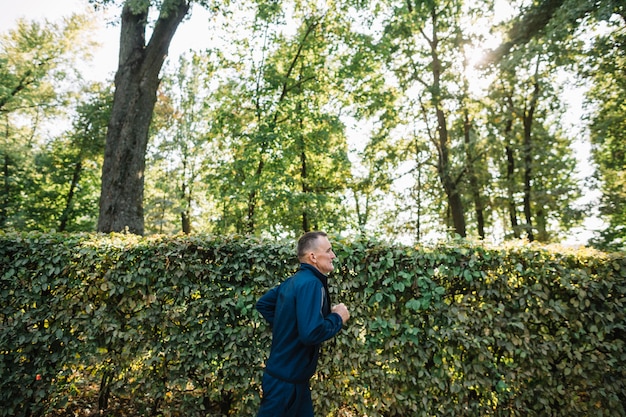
[57,85,111,232]
[206,5,353,237]
[0,14,98,230]
[0,15,95,115]
[2,85,110,233]
[586,22,626,250]
[478,0,625,245]
[484,0,626,65]
[95,0,191,235]
[145,53,215,235]
[375,0,472,238]
[486,39,582,242]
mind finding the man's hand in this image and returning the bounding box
[332,303,350,324]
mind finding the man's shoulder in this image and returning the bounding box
[293,268,321,287]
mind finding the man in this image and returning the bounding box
[256,231,350,417]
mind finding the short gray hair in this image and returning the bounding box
[297,231,327,261]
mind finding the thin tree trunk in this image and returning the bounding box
[246,158,264,234]
[245,18,319,235]
[463,108,485,239]
[58,160,82,232]
[522,60,541,242]
[424,9,466,237]
[414,138,424,242]
[180,181,191,234]
[506,145,520,238]
[1,153,9,228]
[300,144,310,233]
[522,125,534,242]
[504,95,520,238]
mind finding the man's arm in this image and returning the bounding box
[256,285,279,325]
[296,282,344,345]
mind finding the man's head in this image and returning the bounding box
[297,231,336,275]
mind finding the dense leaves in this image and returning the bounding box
[1,232,624,416]
[2,1,624,247]
[0,14,99,232]
[586,23,626,251]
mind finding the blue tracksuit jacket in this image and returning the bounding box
[256,263,343,383]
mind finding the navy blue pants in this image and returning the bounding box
[257,372,314,417]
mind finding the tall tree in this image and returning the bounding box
[144,53,215,235]
[376,0,472,238]
[485,82,523,239]
[57,85,111,232]
[1,84,111,233]
[586,22,626,250]
[486,39,582,242]
[0,14,97,230]
[95,0,191,235]
[207,5,353,237]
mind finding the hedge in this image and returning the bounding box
[0,232,625,416]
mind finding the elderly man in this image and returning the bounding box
[256,231,350,417]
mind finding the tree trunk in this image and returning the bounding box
[522,61,541,242]
[1,153,9,228]
[522,118,535,242]
[300,145,310,233]
[97,0,189,235]
[504,95,520,238]
[413,139,424,242]
[463,108,485,239]
[58,160,82,232]
[434,104,466,237]
[505,145,520,238]
[180,180,192,234]
[246,159,263,234]
[535,207,549,242]
[425,10,466,238]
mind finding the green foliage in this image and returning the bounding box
[2,1,617,245]
[586,24,626,251]
[0,15,95,114]
[199,8,353,236]
[0,15,104,233]
[484,33,583,242]
[1,232,624,416]
[145,53,216,235]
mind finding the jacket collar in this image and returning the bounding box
[299,263,332,312]
[299,263,328,285]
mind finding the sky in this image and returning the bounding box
[1,0,603,245]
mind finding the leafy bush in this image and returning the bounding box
[1,232,624,416]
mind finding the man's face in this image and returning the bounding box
[311,236,336,275]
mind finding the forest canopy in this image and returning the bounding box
[1,0,624,250]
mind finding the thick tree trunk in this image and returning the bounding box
[97,0,189,234]
[444,176,466,237]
